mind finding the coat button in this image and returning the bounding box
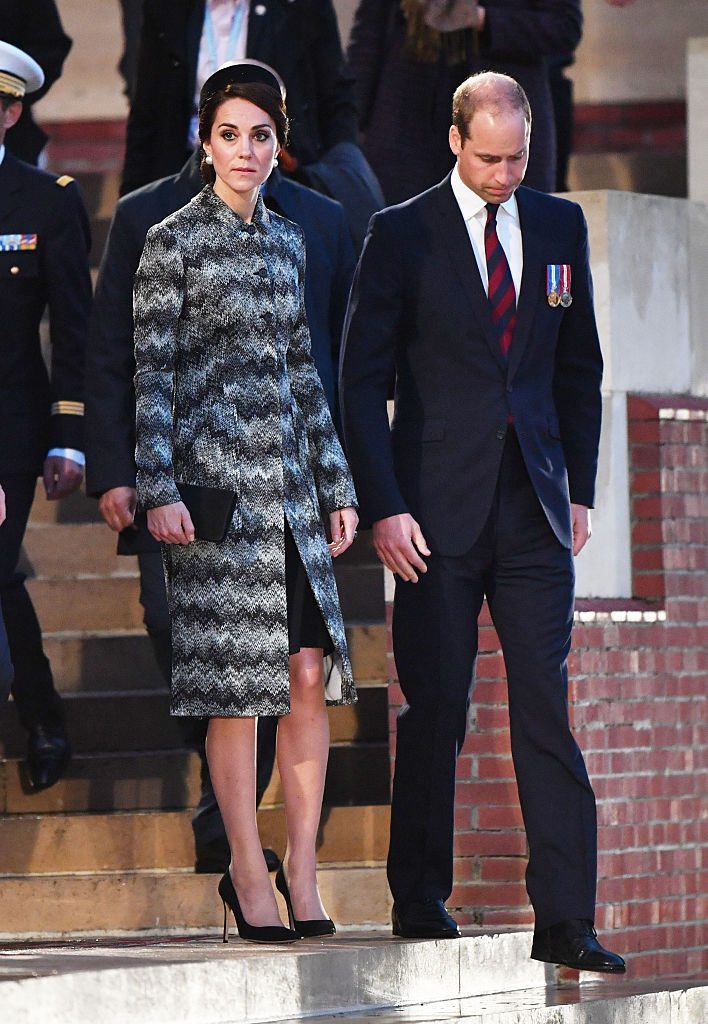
[171,57,181,68]
[496,428,506,440]
[10,266,20,275]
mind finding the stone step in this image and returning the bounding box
[0,686,388,756]
[0,864,391,938]
[42,623,388,695]
[28,483,103,525]
[21,522,133,579]
[0,805,390,874]
[1,743,390,815]
[24,563,383,630]
[0,930,555,1024]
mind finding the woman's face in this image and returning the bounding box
[203,96,280,196]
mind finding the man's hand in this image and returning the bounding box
[571,503,592,556]
[328,506,359,558]
[99,486,138,532]
[147,501,195,544]
[43,455,83,500]
[373,513,431,583]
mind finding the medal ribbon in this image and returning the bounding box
[547,264,559,297]
[560,264,571,296]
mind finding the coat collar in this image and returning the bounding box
[199,182,271,233]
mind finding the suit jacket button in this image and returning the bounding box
[10,266,20,275]
[496,428,506,440]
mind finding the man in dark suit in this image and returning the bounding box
[0,0,71,165]
[0,41,91,788]
[121,0,358,196]
[340,71,625,972]
[85,143,355,871]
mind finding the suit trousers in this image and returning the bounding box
[0,474,63,732]
[388,429,597,929]
[0,604,12,703]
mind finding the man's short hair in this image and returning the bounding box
[452,72,532,140]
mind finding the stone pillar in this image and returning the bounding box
[688,38,708,203]
[565,190,708,597]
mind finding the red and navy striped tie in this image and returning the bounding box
[484,203,517,357]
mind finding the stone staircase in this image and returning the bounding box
[0,482,392,937]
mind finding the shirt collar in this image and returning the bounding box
[450,164,519,223]
[0,144,5,167]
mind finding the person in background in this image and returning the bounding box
[0,0,71,165]
[0,485,13,705]
[346,0,582,205]
[121,0,382,247]
[118,0,144,101]
[87,63,355,875]
[0,41,91,789]
[341,70,625,973]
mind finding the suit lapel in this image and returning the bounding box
[247,1,297,82]
[434,177,506,374]
[507,187,547,383]
[0,153,24,225]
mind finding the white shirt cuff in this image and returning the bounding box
[47,448,85,467]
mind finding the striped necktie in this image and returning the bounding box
[484,203,517,357]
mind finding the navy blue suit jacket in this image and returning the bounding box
[340,176,603,557]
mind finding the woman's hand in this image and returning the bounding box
[147,501,195,544]
[328,507,358,558]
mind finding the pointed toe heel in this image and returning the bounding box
[218,870,299,944]
[275,865,336,939]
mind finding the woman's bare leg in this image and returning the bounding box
[206,715,284,927]
[277,647,330,920]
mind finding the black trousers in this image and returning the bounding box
[388,430,597,930]
[0,602,13,703]
[0,474,63,732]
[137,551,277,849]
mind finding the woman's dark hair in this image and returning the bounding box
[198,82,289,185]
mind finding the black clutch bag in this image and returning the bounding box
[176,482,238,543]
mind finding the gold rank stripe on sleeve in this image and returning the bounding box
[51,401,85,416]
[55,175,75,187]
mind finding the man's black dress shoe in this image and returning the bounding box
[26,725,71,792]
[531,919,626,973]
[392,899,461,939]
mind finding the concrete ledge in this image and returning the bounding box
[0,931,546,1024]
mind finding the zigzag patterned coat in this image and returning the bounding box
[133,186,357,717]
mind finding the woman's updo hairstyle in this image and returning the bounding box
[198,61,289,185]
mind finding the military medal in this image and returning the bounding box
[546,265,560,307]
[0,233,37,252]
[559,264,572,307]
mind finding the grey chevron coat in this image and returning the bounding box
[133,186,357,717]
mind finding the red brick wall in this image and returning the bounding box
[387,394,708,979]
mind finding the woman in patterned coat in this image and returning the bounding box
[133,61,358,943]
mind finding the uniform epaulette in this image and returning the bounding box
[55,175,75,187]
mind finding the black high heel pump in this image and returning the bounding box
[275,865,336,938]
[218,870,298,944]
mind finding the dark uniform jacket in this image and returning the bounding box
[121,0,358,196]
[85,156,355,553]
[340,177,603,555]
[346,0,583,203]
[0,151,91,475]
[1,0,72,164]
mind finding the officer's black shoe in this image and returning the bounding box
[392,899,461,939]
[26,724,71,792]
[531,919,626,973]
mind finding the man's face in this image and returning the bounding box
[449,108,530,204]
[0,98,22,146]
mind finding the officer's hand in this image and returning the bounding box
[0,484,6,526]
[147,501,195,545]
[373,513,431,583]
[99,486,138,532]
[43,456,84,500]
[571,503,592,556]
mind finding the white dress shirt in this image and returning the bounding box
[0,144,5,166]
[189,0,250,148]
[450,164,523,300]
